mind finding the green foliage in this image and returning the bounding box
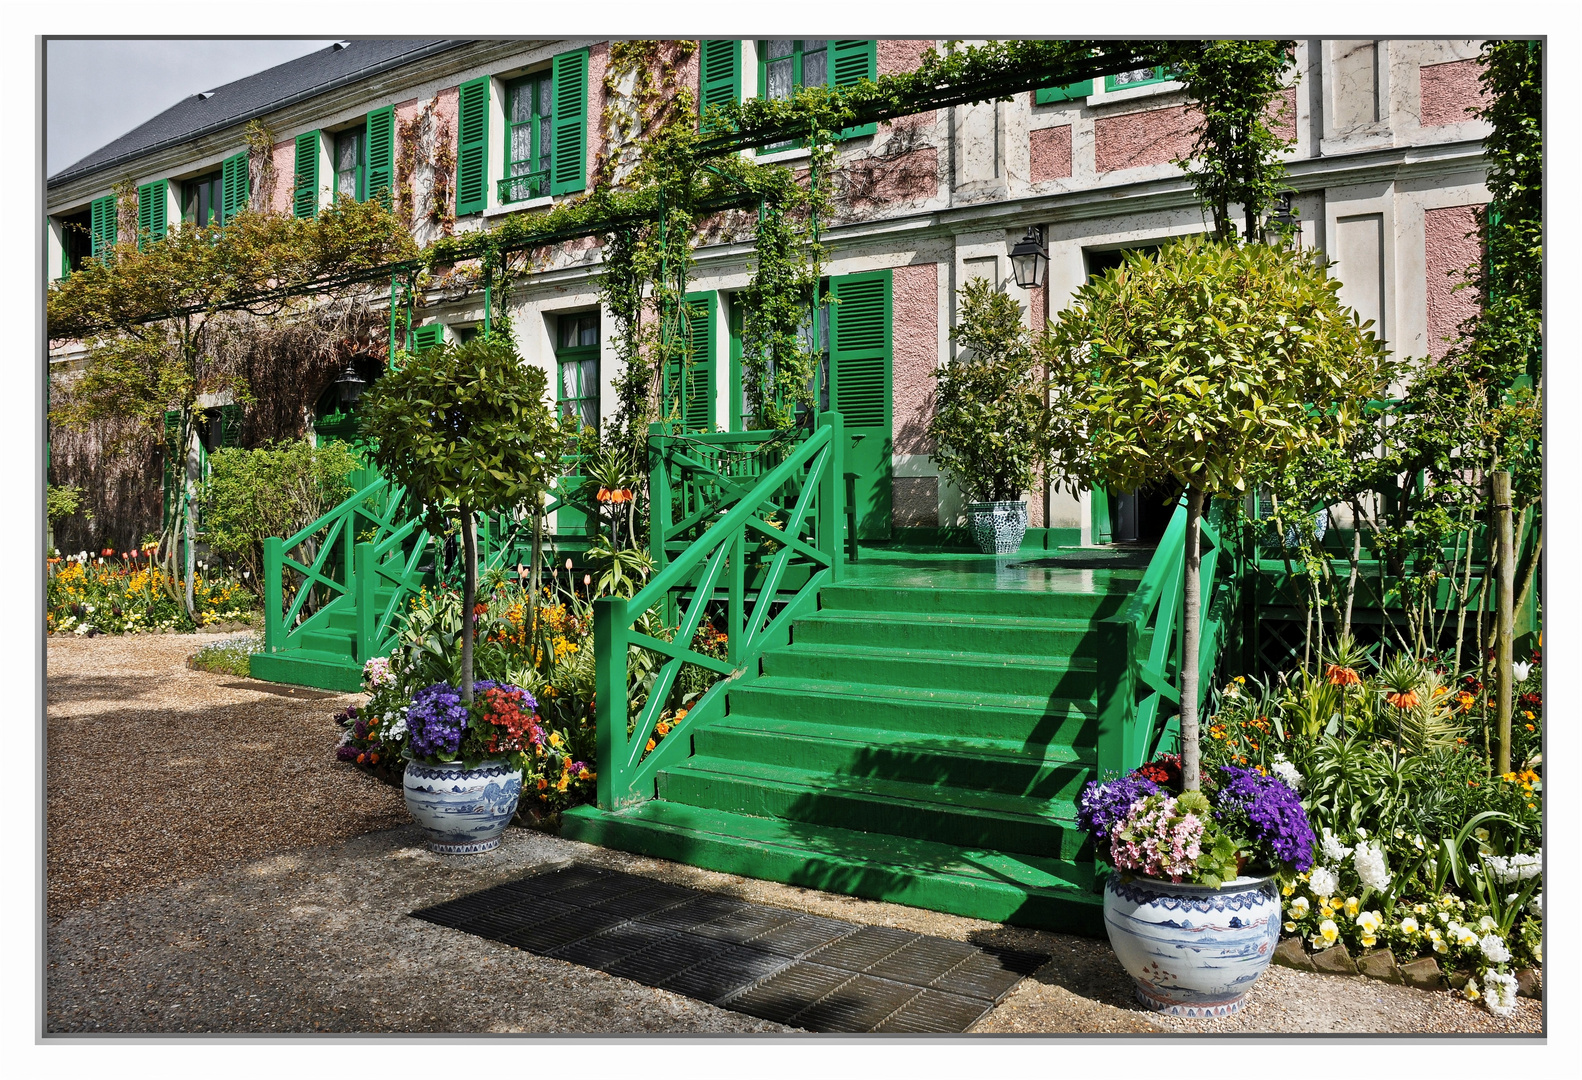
[929,279,1050,503]
[357,335,567,531]
[1041,236,1398,500]
[1171,40,1298,240]
[46,484,86,524]
[201,440,359,591]
[187,633,262,677]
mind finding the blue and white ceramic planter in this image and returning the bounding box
[1102,873,1281,1018]
[966,500,1028,555]
[403,759,523,854]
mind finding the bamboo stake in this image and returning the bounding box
[1493,470,1514,775]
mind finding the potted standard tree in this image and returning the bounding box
[1043,235,1397,1015]
[358,333,566,853]
[930,278,1051,554]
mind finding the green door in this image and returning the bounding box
[828,270,892,540]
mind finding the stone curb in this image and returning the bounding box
[1273,937,1542,998]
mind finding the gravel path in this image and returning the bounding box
[46,632,406,918]
[45,634,1544,1035]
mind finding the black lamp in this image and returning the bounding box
[1264,192,1298,246]
[1010,226,1049,290]
[332,361,367,408]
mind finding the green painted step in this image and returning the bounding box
[559,800,1105,934]
[817,584,1131,620]
[727,675,1097,745]
[656,755,1092,862]
[759,644,1099,701]
[693,714,1094,800]
[298,628,357,657]
[249,647,362,692]
[792,609,1108,658]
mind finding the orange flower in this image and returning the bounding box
[536,778,548,790]
[645,738,657,752]
[1327,664,1361,687]
[1385,690,1419,709]
[596,487,611,503]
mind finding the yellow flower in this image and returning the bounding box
[1314,919,1340,948]
[1400,916,1420,935]
[1343,897,1360,917]
[1289,896,1310,919]
[548,731,563,748]
[1284,921,1297,932]
[1461,979,1481,1001]
[1282,883,1294,896]
[1360,933,1377,948]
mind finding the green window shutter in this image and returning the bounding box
[216,404,242,448]
[136,180,167,249]
[456,76,490,216]
[1035,79,1093,105]
[294,130,320,218]
[220,151,250,224]
[89,195,117,262]
[411,323,446,353]
[665,293,715,430]
[698,40,741,128]
[366,106,395,208]
[830,39,877,139]
[829,270,890,431]
[550,48,589,196]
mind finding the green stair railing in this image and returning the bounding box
[595,412,846,809]
[1095,496,1239,784]
[263,468,414,656]
[263,462,600,667]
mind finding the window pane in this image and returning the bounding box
[802,45,827,88]
[767,56,794,100]
[538,115,552,172]
[1112,67,1160,87]
[766,38,794,59]
[510,126,532,170]
[578,314,598,347]
[538,77,553,118]
[559,318,576,350]
[562,363,581,401]
[508,82,532,124]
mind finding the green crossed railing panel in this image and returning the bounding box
[595,413,846,809]
[1095,496,1238,787]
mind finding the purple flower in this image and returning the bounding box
[1213,765,1316,872]
[408,682,469,760]
[1077,773,1161,841]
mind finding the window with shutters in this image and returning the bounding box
[89,195,118,262]
[556,312,600,435]
[294,131,322,219]
[56,209,94,276]
[549,49,589,197]
[1105,66,1173,92]
[1034,79,1093,105]
[727,291,828,429]
[502,72,554,203]
[456,76,490,216]
[757,39,875,150]
[698,40,741,129]
[665,295,716,431]
[183,171,225,226]
[335,125,367,202]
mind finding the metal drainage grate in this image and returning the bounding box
[410,863,1047,1033]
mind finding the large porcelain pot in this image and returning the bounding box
[1102,873,1281,1018]
[403,759,523,854]
[966,500,1027,555]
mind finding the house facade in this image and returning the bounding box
[46,37,1495,554]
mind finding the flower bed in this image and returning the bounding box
[48,553,254,635]
[1202,646,1543,1015]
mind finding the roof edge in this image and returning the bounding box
[48,38,468,188]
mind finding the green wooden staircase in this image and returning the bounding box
[562,559,1158,932]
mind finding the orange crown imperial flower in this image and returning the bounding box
[1385,690,1420,709]
[1326,664,1361,687]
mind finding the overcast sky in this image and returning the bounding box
[46,39,339,176]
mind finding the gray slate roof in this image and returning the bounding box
[49,38,465,187]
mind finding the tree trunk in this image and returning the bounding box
[1343,500,1363,641]
[183,417,198,618]
[461,503,477,703]
[1181,486,1205,792]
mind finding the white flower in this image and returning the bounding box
[1271,754,1303,792]
[1482,853,1542,884]
[1478,915,1498,934]
[1483,970,1518,1016]
[1528,892,1543,918]
[1400,916,1420,934]
[73,623,91,636]
[1321,828,1351,862]
[1479,933,1511,964]
[1309,865,1339,897]
[1288,895,1310,919]
[1513,661,1531,684]
[1355,909,1384,934]
[384,715,408,740]
[1314,919,1339,947]
[1353,841,1391,892]
[1461,977,1481,1001]
[1455,924,1480,947]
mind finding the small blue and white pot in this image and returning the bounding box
[966,500,1028,555]
[1102,873,1281,1019]
[403,759,523,854]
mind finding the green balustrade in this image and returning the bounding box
[595,412,846,809]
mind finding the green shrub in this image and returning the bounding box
[201,440,360,592]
